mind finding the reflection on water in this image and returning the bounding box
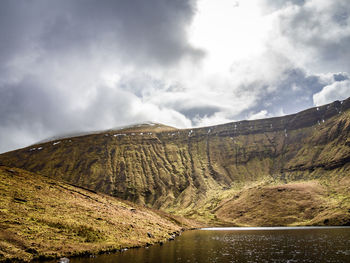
[69,227,350,263]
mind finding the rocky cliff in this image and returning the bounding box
[1,98,350,226]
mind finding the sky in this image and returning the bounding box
[1,0,350,153]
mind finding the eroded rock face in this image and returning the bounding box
[1,98,350,223]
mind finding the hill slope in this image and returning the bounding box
[0,166,199,262]
[1,98,350,225]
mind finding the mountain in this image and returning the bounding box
[1,98,350,226]
[0,166,199,262]
[36,122,176,144]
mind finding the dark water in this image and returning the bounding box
[69,227,350,263]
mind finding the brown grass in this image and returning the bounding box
[0,166,201,262]
[215,181,350,226]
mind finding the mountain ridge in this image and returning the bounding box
[1,97,349,226]
[36,122,176,144]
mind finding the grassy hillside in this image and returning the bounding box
[0,166,200,262]
[215,180,350,226]
[0,98,349,225]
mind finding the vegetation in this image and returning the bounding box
[0,166,200,262]
[0,98,350,261]
[215,179,350,226]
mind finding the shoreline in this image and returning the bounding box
[201,225,350,231]
[2,224,349,262]
[29,229,186,263]
[28,225,350,263]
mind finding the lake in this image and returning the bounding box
[68,227,350,263]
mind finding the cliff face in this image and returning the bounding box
[1,98,350,225]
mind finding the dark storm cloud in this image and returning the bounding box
[0,1,31,71]
[3,0,202,66]
[0,0,201,153]
[0,77,74,132]
[0,76,72,152]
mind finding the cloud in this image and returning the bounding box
[313,79,350,106]
[268,0,350,73]
[0,0,202,152]
[247,110,270,120]
[0,0,203,67]
[0,0,349,153]
[244,68,326,115]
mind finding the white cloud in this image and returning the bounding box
[192,112,233,128]
[189,0,272,73]
[248,110,270,120]
[313,80,350,106]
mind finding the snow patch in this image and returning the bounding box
[114,134,126,137]
[188,130,193,137]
